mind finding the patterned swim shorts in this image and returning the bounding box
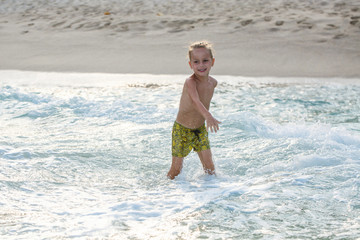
[172,121,210,158]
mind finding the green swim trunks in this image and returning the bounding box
[172,121,210,158]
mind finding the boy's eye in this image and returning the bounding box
[203,60,208,62]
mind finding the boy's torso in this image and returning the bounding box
[176,75,216,129]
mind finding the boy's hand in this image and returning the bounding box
[206,115,221,133]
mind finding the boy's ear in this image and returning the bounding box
[212,58,215,66]
[188,61,193,69]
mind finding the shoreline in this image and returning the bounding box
[2,70,360,88]
[1,0,360,78]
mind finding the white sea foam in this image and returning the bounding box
[1,70,360,239]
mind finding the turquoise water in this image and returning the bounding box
[1,71,360,239]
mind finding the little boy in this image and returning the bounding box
[167,41,221,180]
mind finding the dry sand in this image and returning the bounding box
[0,0,360,77]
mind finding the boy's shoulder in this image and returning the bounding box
[209,76,218,87]
[185,74,218,86]
[184,74,197,88]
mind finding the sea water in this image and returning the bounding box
[1,70,359,239]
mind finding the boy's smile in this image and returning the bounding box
[189,48,215,79]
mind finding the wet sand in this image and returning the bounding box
[0,0,359,77]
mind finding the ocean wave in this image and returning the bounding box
[225,111,360,147]
[1,85,177,123]
[0,86,51,104]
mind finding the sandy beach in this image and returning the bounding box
[0,0,359,77]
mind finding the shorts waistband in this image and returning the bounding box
[174,121,204,131]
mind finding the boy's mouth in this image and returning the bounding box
[198,68,207,73]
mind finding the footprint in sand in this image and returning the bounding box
[334,2,347,10]
[324,24,339,30]
[52,21,66,28]
[333,33,347,39]
[269,28,280,32]
[316,39,327,43]
[297,19,314,29]
[118,25,129,32]
[275,20,284,26]
[350,16,360,26]
[264,16,272,22]
[241,19,253,26]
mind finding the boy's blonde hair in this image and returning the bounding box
[188,41,214,60]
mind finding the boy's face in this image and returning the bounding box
[189,48,215,77]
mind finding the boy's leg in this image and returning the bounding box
[167,156,184,179]
[197,149,215,175]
